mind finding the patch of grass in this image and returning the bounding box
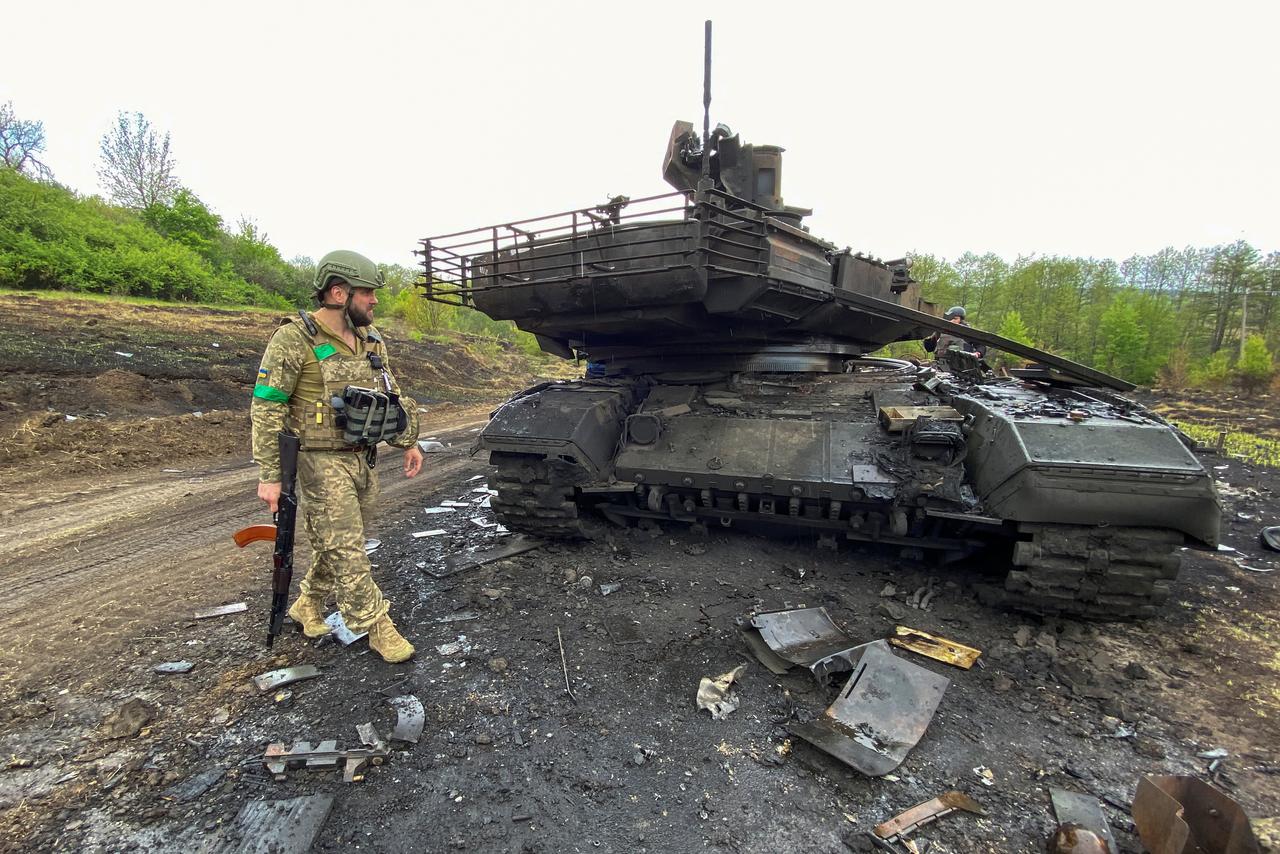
[1173,420,1280,468]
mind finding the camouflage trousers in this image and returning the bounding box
[297,450,388,633]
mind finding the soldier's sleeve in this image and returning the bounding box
[379,337,421,449]
[250,326,306,482]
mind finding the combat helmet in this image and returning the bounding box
[314,249,386,297]
[944,306,966,319]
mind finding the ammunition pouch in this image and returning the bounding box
[332,385,408,447]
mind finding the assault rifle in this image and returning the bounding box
[232,431,301,647]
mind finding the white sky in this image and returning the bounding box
[6,1,1278,268]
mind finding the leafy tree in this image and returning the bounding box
[141,188,222,260]
[1097,297,1150,382]
[992,310,1033,370]
[1236,333,1274,395]
[98,111,179,209]
[0,101,53,181]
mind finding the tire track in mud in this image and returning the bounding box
[0,419,489,693]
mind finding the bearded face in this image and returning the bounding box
[345,287,378,327]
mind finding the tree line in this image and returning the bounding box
[901,245,1277,390]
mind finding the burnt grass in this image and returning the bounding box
[4,448,1277,853]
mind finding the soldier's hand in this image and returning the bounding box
[403,446,424,478]
[258,481,282,513]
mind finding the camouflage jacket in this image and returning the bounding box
[250,312,420,482]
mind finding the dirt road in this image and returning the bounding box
[0,408,491,703]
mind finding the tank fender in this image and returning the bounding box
[477,384,636,479]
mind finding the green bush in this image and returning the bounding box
[1191,349,1233,388]
[1237,333,1275,395]
[0,168,288,308]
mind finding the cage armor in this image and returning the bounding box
[282,313,407,451]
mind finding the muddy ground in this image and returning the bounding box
[0,300,1277,853]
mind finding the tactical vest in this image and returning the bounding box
[282,313,405,451]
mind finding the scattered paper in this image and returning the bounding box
[423,507,455,514]
[441,500,470,508]
[412,529,448,538]
[470,517,496,528]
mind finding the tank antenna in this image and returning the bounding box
[700,19,713,186]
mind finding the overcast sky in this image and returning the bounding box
[7,1,1278,269]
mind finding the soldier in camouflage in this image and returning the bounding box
[250,249,424,663]
[924,306,986,360]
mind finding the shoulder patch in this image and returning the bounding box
[313,343,337,361]
[364,327,384,344]
[257,367,270,381]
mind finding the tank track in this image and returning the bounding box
[489,452,589,538]
[999,523,1184,619]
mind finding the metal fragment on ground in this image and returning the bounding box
[323,612,367,646]
[599,581,622,596]
[1133,775,1262,854]
[423,506,455,514]
[789,640,950,777]
[437,611,480,623]
[874,790,986,844]
[161,766,224,803]
[263,738,390,783]
[386,695,425,744]
[429,534,542,579]
[154,661,195,674]
[1262,527,1280,552]
[363,538,381,553]
[201,794,335,854]
[418,440,446,452]
[356,722,385,751]
[741,606,859,678]
[411,529,448,538]
[1049,787,1118,854]
[889,626,982,670]
[194,602,248,620]
[696,664,746,720]
[441,500,471,507]
[252,665,321,693]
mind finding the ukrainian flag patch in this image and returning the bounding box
[257,367,270,381]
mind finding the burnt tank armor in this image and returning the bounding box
[416,122,1220,619]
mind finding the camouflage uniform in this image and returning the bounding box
[251,312,419,634]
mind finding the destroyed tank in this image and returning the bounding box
[416,121,1221,620]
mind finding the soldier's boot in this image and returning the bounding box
[368,616,415,663]
[286,595,331,638]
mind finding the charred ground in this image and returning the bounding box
[0,298,1276,853]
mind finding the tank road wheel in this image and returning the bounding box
[997,523,1184,620]
[489,452,590,539]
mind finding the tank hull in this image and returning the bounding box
[477,368,1220,619]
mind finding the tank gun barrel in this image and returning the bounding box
[834,289,1135,391]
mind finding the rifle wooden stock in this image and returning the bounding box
[232,524,277,548]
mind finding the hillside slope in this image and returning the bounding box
[0,292,562,489]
